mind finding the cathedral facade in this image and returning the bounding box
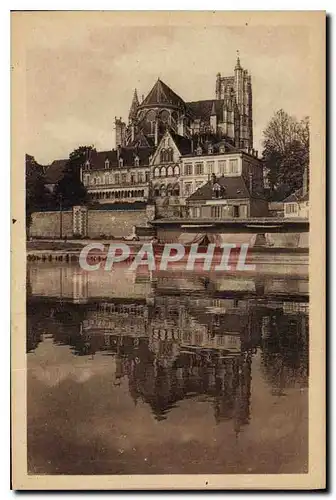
[115,55,253,152]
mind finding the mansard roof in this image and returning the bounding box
[140,78,186,109]
[86,146,155,171]
[187,175,251,202]
[181,138,239,158]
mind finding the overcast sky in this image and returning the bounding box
[22,14,311,165]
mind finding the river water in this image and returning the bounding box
[27,262,309,475]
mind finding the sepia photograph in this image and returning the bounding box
[11,10,325,490]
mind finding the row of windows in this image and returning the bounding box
[84,172,149,186]
[153,165,180,178]
[183,181,204,196]
[83,157,141,171]
[211,205,247,218]
[183,159,239,176]
[153,184,180,197]
[285,203,298,214]
[188,205,248,218]
[160,148,174,163]
[90,190,145,200]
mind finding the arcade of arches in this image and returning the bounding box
[90,188,146,201]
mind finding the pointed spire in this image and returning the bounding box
[235,50,242,70]
[128,88,139,121]
[210,101,216,116]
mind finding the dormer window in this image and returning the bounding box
[212,182,222,199]
[196,145,202,156]
[104,159,110,169]
[219,144,226,154]
[134,156,139,167]
[208,144,213,154]
[119,158,124,168]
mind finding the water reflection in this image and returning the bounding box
[27,263,308,475]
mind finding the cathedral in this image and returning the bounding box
[115,55,253,152]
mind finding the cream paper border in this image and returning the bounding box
[11,10,326,490]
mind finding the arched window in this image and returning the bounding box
[134,156,139,167]
[167,165,173,176]
[173,184,180,196]
[119,158,124,167]
[168,148,174,162]
[160,166,166,177]
[146,110,156,135]
[85,160,90,171]
[174,165,180,176]
[160,149,165,163]
[167,184,173,196]
[104,159,110,169]
[196,145,202,156]
[154,167,160,178]
[92,178,96,185]
[160,184,166,197]
[154,185,160,197]
[160,110,170,123]
[105,174,109,185]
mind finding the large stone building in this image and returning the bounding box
[45,55,263,219]
[150,127,264,217]
[115,55,253,151]
[80,146,154,203]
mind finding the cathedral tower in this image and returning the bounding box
[215,54,253,150]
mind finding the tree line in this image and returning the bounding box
[262,109,309,200]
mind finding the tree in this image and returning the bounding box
[54,145,95,209]
[25,154,48,235]
[262,110,309,198]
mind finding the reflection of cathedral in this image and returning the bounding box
[27,285,309,430]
